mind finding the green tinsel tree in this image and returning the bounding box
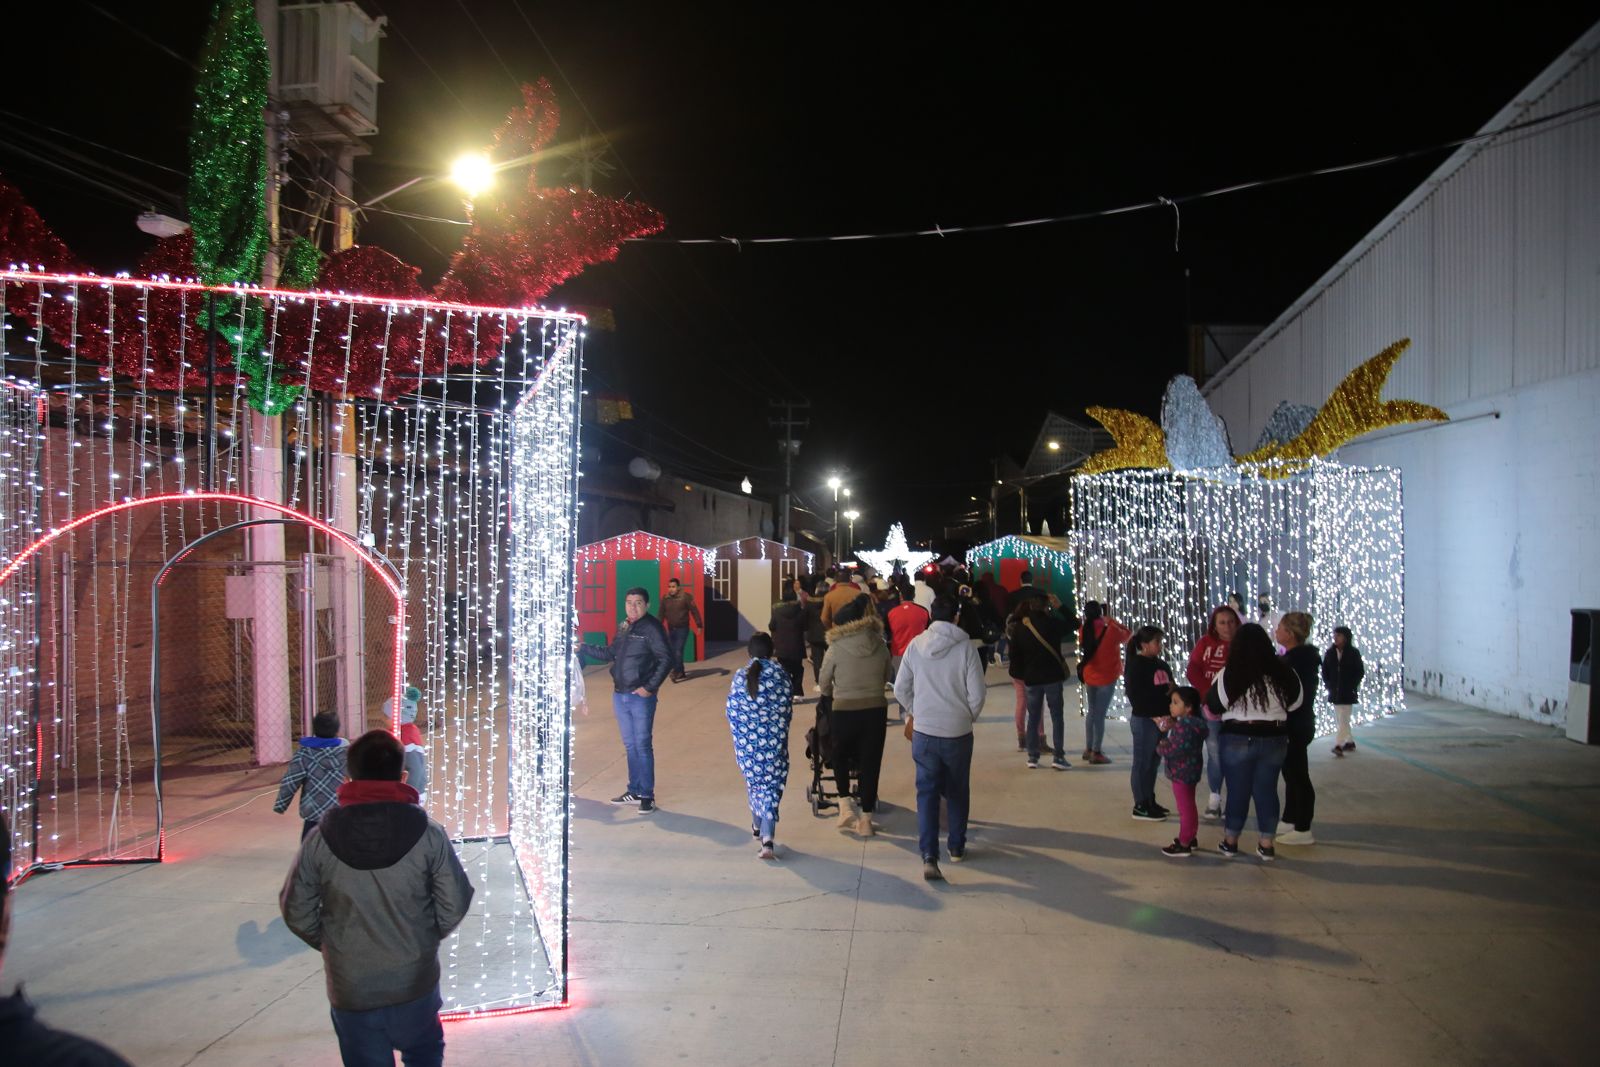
[189,0,299,414]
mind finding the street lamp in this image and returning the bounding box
[827,476,844,562]
[449,152,495,198]
[843,509,859,553]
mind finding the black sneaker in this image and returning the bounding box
[638,798,656,814]
[923,858,944,881]
[1218,839,1239,859]
[1132,806,1166,822]
[1161,839,1193,858]
[1149,803,1171,819]
[948,850,966,863]
[1256,843,1276,862]
[611,792,639,805]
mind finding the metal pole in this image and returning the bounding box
[205,292,218,491]
[832,487,840,563]
[29,555,42,867]
[301,553,316,737]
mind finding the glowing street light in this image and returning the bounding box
[843,509,860,551]
[827,475,846,561]
[449,152,496,198]
[740,476,753,494]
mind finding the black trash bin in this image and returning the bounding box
[1569,609,1600,744]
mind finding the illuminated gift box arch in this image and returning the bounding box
[1069,458,1404,732]
[0,269,582,1014]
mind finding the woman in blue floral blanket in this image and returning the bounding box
[727,632,794,860]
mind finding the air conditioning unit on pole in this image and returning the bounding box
[279,2,387,140]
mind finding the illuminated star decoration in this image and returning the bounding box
[856,522,936,578]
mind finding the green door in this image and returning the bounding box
[615,560,660,626]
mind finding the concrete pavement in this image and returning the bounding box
[7,647,1599,1065]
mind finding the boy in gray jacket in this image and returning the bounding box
[894,596,988,881]
[281,730,474,1066]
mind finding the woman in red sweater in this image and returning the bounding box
[1185,604,1239,820]
[1077,602,1130,764]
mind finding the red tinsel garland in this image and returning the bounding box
[0,91,664,400]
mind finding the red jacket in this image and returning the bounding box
[1077,617,1130,686]
[1186,635,1229,719]
[887,602,930,656]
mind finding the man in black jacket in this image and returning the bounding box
[768,580,807,698]
[583,586,672,812]
[0,814,134,1066]
[280,731,474,1067]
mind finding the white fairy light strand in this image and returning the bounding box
[1069,458,1405,732]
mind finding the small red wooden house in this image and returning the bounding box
[576,531,710,663]
[704,537,817,642]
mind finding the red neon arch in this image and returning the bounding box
[0,491,407,730]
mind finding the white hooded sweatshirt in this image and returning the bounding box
[893,620,987,738]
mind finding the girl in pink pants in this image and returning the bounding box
[1156,687,1208,857]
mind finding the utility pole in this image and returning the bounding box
[769,399,809,546]
[990,459,1000,541]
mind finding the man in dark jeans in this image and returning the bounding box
[281,731,475,1067]
[582,586,673,812]
[768,579,807,698]
[660,578,703,682]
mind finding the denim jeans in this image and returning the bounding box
[912,731,974,861]
[330,985,443,1067]
[1204,716,1225,796]
[1220,733,1289,836]
[1128,716,1161,809]
[1083,684,1114,753]
[666,625,690,676]
[1025,682,1065,761]
[613,691,658,798]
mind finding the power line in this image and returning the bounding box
[362,0,474,117]
[82,1,198,70]
[450,0,528,92]
[0,140,163,211]
[633,97,1600,247]
[0,108,188,178]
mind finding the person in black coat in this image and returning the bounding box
[802,576,828,684]
[1276,612,1320,844]
[768,580,808,698]
[1321,626,1366,756]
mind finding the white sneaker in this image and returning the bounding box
[1276,828,1316,846]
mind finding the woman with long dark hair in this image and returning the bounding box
[726,631,794,860]
[1186,603,1241,820]
[1206,622,1302,861]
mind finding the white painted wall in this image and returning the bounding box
[1203,24,1600,726]
[1336,370,1600,722]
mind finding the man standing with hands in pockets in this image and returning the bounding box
[583,587,673,813]
[894,596,988,882]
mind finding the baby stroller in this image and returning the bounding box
[803,696,853,816]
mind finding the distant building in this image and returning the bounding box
[703,537,816,642]
[575,531,710,664]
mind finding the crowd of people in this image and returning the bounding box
[701,565,1370,877]
[132,563,1365,1067]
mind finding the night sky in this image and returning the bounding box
[6,3,1595,541]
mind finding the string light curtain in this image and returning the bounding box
[506,330,580,1012]
[0,268,583,1014]
[1069,458,1405,732]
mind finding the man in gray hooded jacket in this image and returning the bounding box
[281,729,474,1067]
[893,596,988,881]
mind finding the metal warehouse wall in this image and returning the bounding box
[1203,24,1600,726]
